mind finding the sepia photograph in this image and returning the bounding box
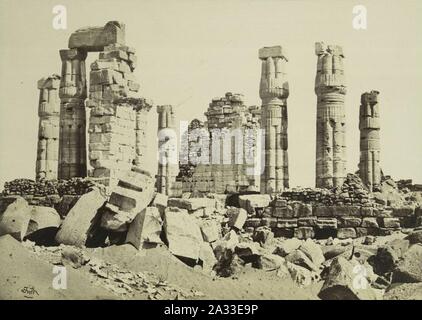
[0,0,421,308]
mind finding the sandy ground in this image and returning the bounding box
[89,244,322,300]
[0,235,320,300]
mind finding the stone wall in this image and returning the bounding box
[178,93,261,194]
[87,44,143,190]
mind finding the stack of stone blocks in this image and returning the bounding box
[36,75,61,181]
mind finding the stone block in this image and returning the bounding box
[380,217,401,229]
[0,197,31,241]
[125,207,163,249]
[259,45,287,60]
[68,21,125,51]
[227,207,247,229]
[392,205,415,218]
[26,206,61,237]
[337,228,357,239]
[55,188,106,247]
[200,219,221,243]
[361,217,379,228]
[238,194,271,214]
[298,217,318,227]
[338,217,362,228]
[276,218,298,228]
[167,198,215,211]
[294,227,315,240]
[315,218,337,229]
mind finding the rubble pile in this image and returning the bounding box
[1,178,96,207]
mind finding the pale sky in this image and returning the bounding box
[0,0,421,189]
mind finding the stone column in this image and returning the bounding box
[156,105,179,195]
[134,100,153,167]
[36,75,61,180]
[58,48,87,179]
[359,90,381,192]
[259,46,289,194]
[314,42,347,189]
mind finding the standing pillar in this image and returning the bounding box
[156,105,179,195]
[259,46,289,194]
[359,91,381,192]
[314,42,347,189]
[134,100,153,167]
[36,75,61,180]
[58,48,87,179]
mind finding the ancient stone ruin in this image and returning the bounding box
[314,42,347,189]
[259,46,289,194]
[1,21,421,301]
[36,75,61,181]
[359,90,381,192]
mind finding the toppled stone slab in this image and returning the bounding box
[285,249,319,272]
[125,207,163,249]
[199,219,221,243]
[393,244,422,283]
[319,256,379,300]
[150,193,168,215]
[167,198,215,212]
[238,194,271,214]
[25,206,61,245]
[55,187,106,247]
[227,207,247,229]
[299,239,325,267]
[274,238,302,257]
[199,242,217,272]
[101,167,154,231]
[163,207,203,261]
[0,196,31,241]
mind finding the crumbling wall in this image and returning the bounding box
[87,44,145,189]
[179,93,261,194]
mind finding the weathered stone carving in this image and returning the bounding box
[259,46,289,194]
[36,75,60,180]
[359,90,381,192]
[314,42,347,189]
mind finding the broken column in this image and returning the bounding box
[359,91,381,192]
[36,75,61,180]
[58,48,88,179]
[314,42,347,189]
[156,105,179,196]
[259,46,289,194]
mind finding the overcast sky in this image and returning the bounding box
[0,0,421,189]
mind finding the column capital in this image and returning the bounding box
[59,48,87,61]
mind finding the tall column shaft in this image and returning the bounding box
[58,48,87,179]
[157,105,179,195]
[314,42,347,189]
[259,46,289,194]
[359,91,381,191]
[36,75,61,180]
